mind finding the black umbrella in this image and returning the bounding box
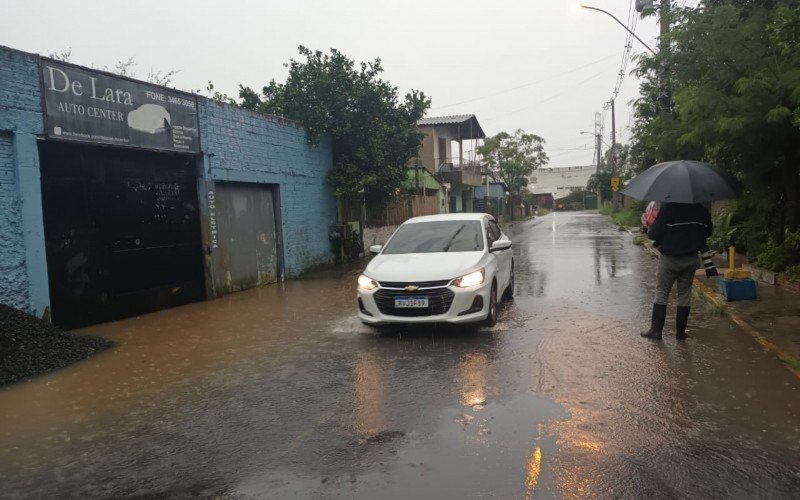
[620,160,737,203]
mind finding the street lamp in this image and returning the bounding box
[576,3,657,55]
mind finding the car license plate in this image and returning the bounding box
[394,296,428,308]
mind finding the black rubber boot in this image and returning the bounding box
[676,306,691,340]
[641,303,667,340]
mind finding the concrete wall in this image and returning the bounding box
[0,47,48,315]
[417,126,436,174]
[363,224,398,254]
[198,99,336,279]
[0,133,28,310]
[530,165,596,199]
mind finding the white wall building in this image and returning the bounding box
[528,165,596,199]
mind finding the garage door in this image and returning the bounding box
[39,142,205,327]
[213,183,280,294]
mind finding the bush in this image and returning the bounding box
[784,265,800,282]
[599,207,641,228]
[754,230,800,273]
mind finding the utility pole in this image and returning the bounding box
[658,0,671,114]
[660,0,670,55]
[610,99,620,210]
[632,1,669,113]
[594,112,603,208]
[610,99,616,163]
[594,112,602,168]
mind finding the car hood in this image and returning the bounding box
[365,252,486,282]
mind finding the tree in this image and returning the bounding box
[239,46,430,204]
[586,143,635,203]
[629,1,800,270]
[47,49,178,86]
[478,129,548,199]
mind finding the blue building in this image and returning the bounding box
[0,46,335,327]
[474,182,510,219]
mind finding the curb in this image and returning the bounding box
[620,222,800,380]
[692,279,800,379]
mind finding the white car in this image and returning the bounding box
[357,213,514,327]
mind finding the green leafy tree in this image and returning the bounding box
[239,46,430,204]
[587,143,635,202]
[630,1,800,270]
[478,129,548,199]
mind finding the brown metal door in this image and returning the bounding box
[213,183,279,294]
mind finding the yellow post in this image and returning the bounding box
[729,246,735,272]
[725,245,752,279]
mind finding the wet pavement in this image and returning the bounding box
[1,211,799,498]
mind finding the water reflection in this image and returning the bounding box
[524,446,542,499]
[457,352,488,408]
[353,352,388,437]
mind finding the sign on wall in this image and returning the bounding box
[40,59,200,154]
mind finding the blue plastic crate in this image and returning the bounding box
[717,277,757,301]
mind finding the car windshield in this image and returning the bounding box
[382,220,485,254]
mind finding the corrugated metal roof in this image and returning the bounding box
[416,114,476,126]
[416,114,486,139]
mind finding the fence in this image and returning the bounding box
[474,197,508,221]
[365,194,440,228]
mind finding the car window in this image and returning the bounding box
[382,220,485,254]
[488,220,502,242]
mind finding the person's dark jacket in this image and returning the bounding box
[647,202,712,256]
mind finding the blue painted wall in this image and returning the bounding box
[198,100,335,278]
[0,45,335,316]
[0,132,28,310]
[474,183,508,199]
[0,47,48,315]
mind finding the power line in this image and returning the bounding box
[429,52,621,111]
[483,68,612,122]
[548,145,595,151]
[611,2,639,101]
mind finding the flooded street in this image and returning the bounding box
[2,212,799,498]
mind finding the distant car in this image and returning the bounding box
[641,201,660,233]
[357,213,513,327]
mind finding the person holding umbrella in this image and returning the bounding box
[621,160,737,341]
[642,202,712,340]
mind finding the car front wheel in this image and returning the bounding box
[484,282,498,327]
[502,262,514,301]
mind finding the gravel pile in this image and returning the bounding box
[0,304,112,387]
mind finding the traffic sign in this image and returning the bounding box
[610,177,620,192]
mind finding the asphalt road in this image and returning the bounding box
[1,211,799,499]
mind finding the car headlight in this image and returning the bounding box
[358,274,378,291]
[454,268,485,288]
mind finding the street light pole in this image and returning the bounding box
[578,4,657,55]
[579,2,661,210]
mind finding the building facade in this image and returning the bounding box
[529,165,596,200]
[415,115,485,213]
[0,46,335,327]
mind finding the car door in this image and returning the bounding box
[486,218,512,291]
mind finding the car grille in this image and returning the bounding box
[373,288,455,317]
[378,279,451,289]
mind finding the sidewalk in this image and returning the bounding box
[694,275,800,376]
[632,229,800,379]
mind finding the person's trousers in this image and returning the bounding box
[654,253,700,307]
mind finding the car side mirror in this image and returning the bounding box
[490,239,512,252]
[369,245,383,255]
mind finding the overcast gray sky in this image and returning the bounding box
[2,0,681,168]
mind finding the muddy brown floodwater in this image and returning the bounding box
[1,212,799,498]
